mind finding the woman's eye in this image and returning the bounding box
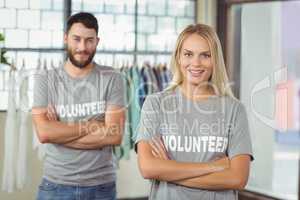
[184,53,192,57]
[201,54,211,58]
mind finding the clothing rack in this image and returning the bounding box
[0,56,171,90]
[2,47,172,69]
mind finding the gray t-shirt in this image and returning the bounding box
[33,63,125,186]
[135,88,253,200]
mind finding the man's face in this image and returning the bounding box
[64,23,99,69]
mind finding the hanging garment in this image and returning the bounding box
[32,124,46,160]
[2,70,18,193]
[122,68,132,159]
[16,67,30,189]
[140,66,148,105]
[130,67,142,142]
[161,65,172,90]
[32,67,46,160]
[113,68,131,160]
[152,67,163,91]
[144,64,159,94]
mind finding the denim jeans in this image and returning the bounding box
[36,178,116,200]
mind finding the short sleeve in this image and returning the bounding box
[106,72,126,107]
[32,70,48,108]
[135,94,161,147]
[227,103,254,161]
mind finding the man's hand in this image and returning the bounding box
[62,104,125,149]
[46,105,58,121]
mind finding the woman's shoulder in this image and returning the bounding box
[219,95,247,114]
[146,89,176,102]
[143,89,176,107]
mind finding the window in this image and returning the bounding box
[228,1,300,199]
[0,0,196,110]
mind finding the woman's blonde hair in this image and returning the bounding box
[167,24,234,98]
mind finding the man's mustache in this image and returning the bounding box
[75,51,89,55]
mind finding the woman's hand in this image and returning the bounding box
[149,135,170,160]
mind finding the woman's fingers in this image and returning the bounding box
[151,150,159,158]
[157,136,169,158]
[151,136,169,160]
[149,140,161,158]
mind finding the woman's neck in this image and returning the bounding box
[179,81,215,101]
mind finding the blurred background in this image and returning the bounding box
[0,0,299,200]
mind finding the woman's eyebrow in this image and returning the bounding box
[183,49,211,54]
[183,49,193,53]
[200,51,211,54]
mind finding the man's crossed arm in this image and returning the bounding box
[32,104,125,150]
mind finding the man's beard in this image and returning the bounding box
[67,48,96,69]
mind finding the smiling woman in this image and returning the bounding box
[135,24,254,200]
[179,33,213,87]
[167,24,234,99]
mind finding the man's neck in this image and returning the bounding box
[64,59,95,79]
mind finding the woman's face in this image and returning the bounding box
[179,33,213,87]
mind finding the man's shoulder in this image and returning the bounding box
[95,64,113,71]
[33,67,62,81]
[94,64,115,74]
[95,64,121,78]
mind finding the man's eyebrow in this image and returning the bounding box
[71,35,95,40]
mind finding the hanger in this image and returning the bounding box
[8,60,16,75]
[36,58,41,70]
[143,61,151,68]
[50,59,55,69]
[9,60,17,71]
[20,59,25,70]
[43,59,47,70]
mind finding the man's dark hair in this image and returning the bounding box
[66,12,98,34]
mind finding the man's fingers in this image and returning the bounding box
[47,104,58,121]
[50,105,58,120]
[46,112,51,120]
